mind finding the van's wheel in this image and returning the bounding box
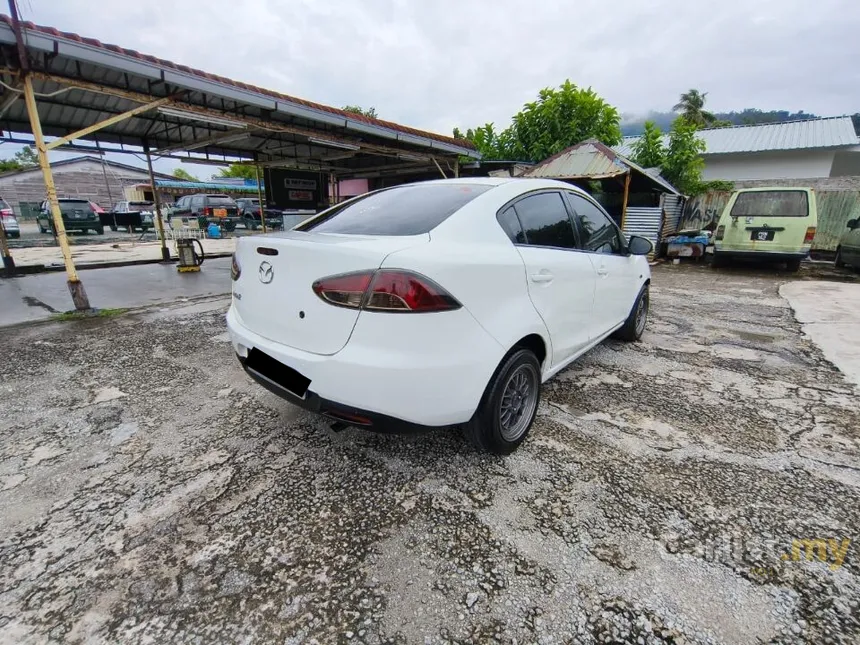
[614,284,649,342]
[463,348,541,455]
[786,258,802,272]
[711,253,725,268]
[835,247,845,268]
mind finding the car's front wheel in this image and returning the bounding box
[463,348,541,455]
[835,246,845,268]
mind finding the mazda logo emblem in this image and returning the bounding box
[259,261,274,284]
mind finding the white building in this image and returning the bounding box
[615,116,860,184]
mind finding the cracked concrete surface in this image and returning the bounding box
[0,263,858,644]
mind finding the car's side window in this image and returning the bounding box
[566,192,624,255]
[497,206,526,244]
[513,192,577,250]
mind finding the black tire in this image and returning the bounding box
[110,224,118,232]
[711,253,726,268]
[614,284,650,342]
[462,348,541,455]
[835,247,845,268]
[786,258,801,272]
[96,226,105,235]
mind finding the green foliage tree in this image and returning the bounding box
[673,89,716,128]
[454,80,621,162]
[661,118,707,195]
[343,105,378,119]
[629,121,665,169]
[172,167,199,181]
[0,145,39,173]
[216,163,257,180]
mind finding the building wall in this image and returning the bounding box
[0,160,152,215]
[702,150,836,181]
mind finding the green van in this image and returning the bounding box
[713,187,817,272]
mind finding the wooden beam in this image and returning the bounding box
[45,95,174,150]
[620,170,632,230]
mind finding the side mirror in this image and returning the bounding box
[848,219,859,230]
[627,235,653,256]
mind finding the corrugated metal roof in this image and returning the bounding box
[154,179,260,193]
[525,141,627,179]
[524,139,681,195]
[615,116,860,156]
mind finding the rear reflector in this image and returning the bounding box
[804,227,816,244]
[312,269,460,313]
[715,225,725,241]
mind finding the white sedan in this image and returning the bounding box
[227,178,652,454]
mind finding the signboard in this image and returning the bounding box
[264,169,329,210]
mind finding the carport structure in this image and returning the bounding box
[0,9,478,310]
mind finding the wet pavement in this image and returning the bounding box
[0,258,231,325]
[0,263,858,644]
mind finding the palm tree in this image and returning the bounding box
[673,89,716,128]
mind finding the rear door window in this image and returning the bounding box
[497,206,526,244]
[206,195,236,206]
[513,192,577,249]
[731,191,809,218]
[299,183,492,235]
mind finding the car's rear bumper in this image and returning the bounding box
[226,303,503,428]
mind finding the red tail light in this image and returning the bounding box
[804,226,816,244]
[312,270,461,313]
[204,207,213,216]
[715,225,725,241]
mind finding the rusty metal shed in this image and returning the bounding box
[524,139,683,252]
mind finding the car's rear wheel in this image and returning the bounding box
[835,247,845,268]
[614,284,649,342]
[786,258,801,272]
[463,348,541,455]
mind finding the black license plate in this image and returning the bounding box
[245,348,311,398]
[751,230,775,242]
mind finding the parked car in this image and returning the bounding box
[0,198,20,238]
[102,200,157,232]
[227,178,653,454]
[235,198,284,230]
[37,198,103,235]
[172,194,240,232]
[712,187,817,272]
[835,217,860,270]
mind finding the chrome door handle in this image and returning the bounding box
[530,272,554,283]
[596,267,609,276]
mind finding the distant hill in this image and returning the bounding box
[620,109,822,136]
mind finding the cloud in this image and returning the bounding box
[12,0,860,174]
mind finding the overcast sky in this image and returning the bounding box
[9,0,860,176]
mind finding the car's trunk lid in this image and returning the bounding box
[233,231,429,355]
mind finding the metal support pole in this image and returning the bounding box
[0,216,14,276]
[22,74,90,310]
[432,157,447,179]
[454,158,459,178]
[143,141,170,261]
[255,163,267,233]
[620,171,631,231]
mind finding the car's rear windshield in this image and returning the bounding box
[206,195,235,205]
[298,183,493,235]
[128,202,153,211]
[730,191,809,218]
[58,201,93,213]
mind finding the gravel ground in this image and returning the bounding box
[0,263,858,644]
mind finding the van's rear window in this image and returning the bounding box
[730,191,809,218]
[298,183,493,235]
